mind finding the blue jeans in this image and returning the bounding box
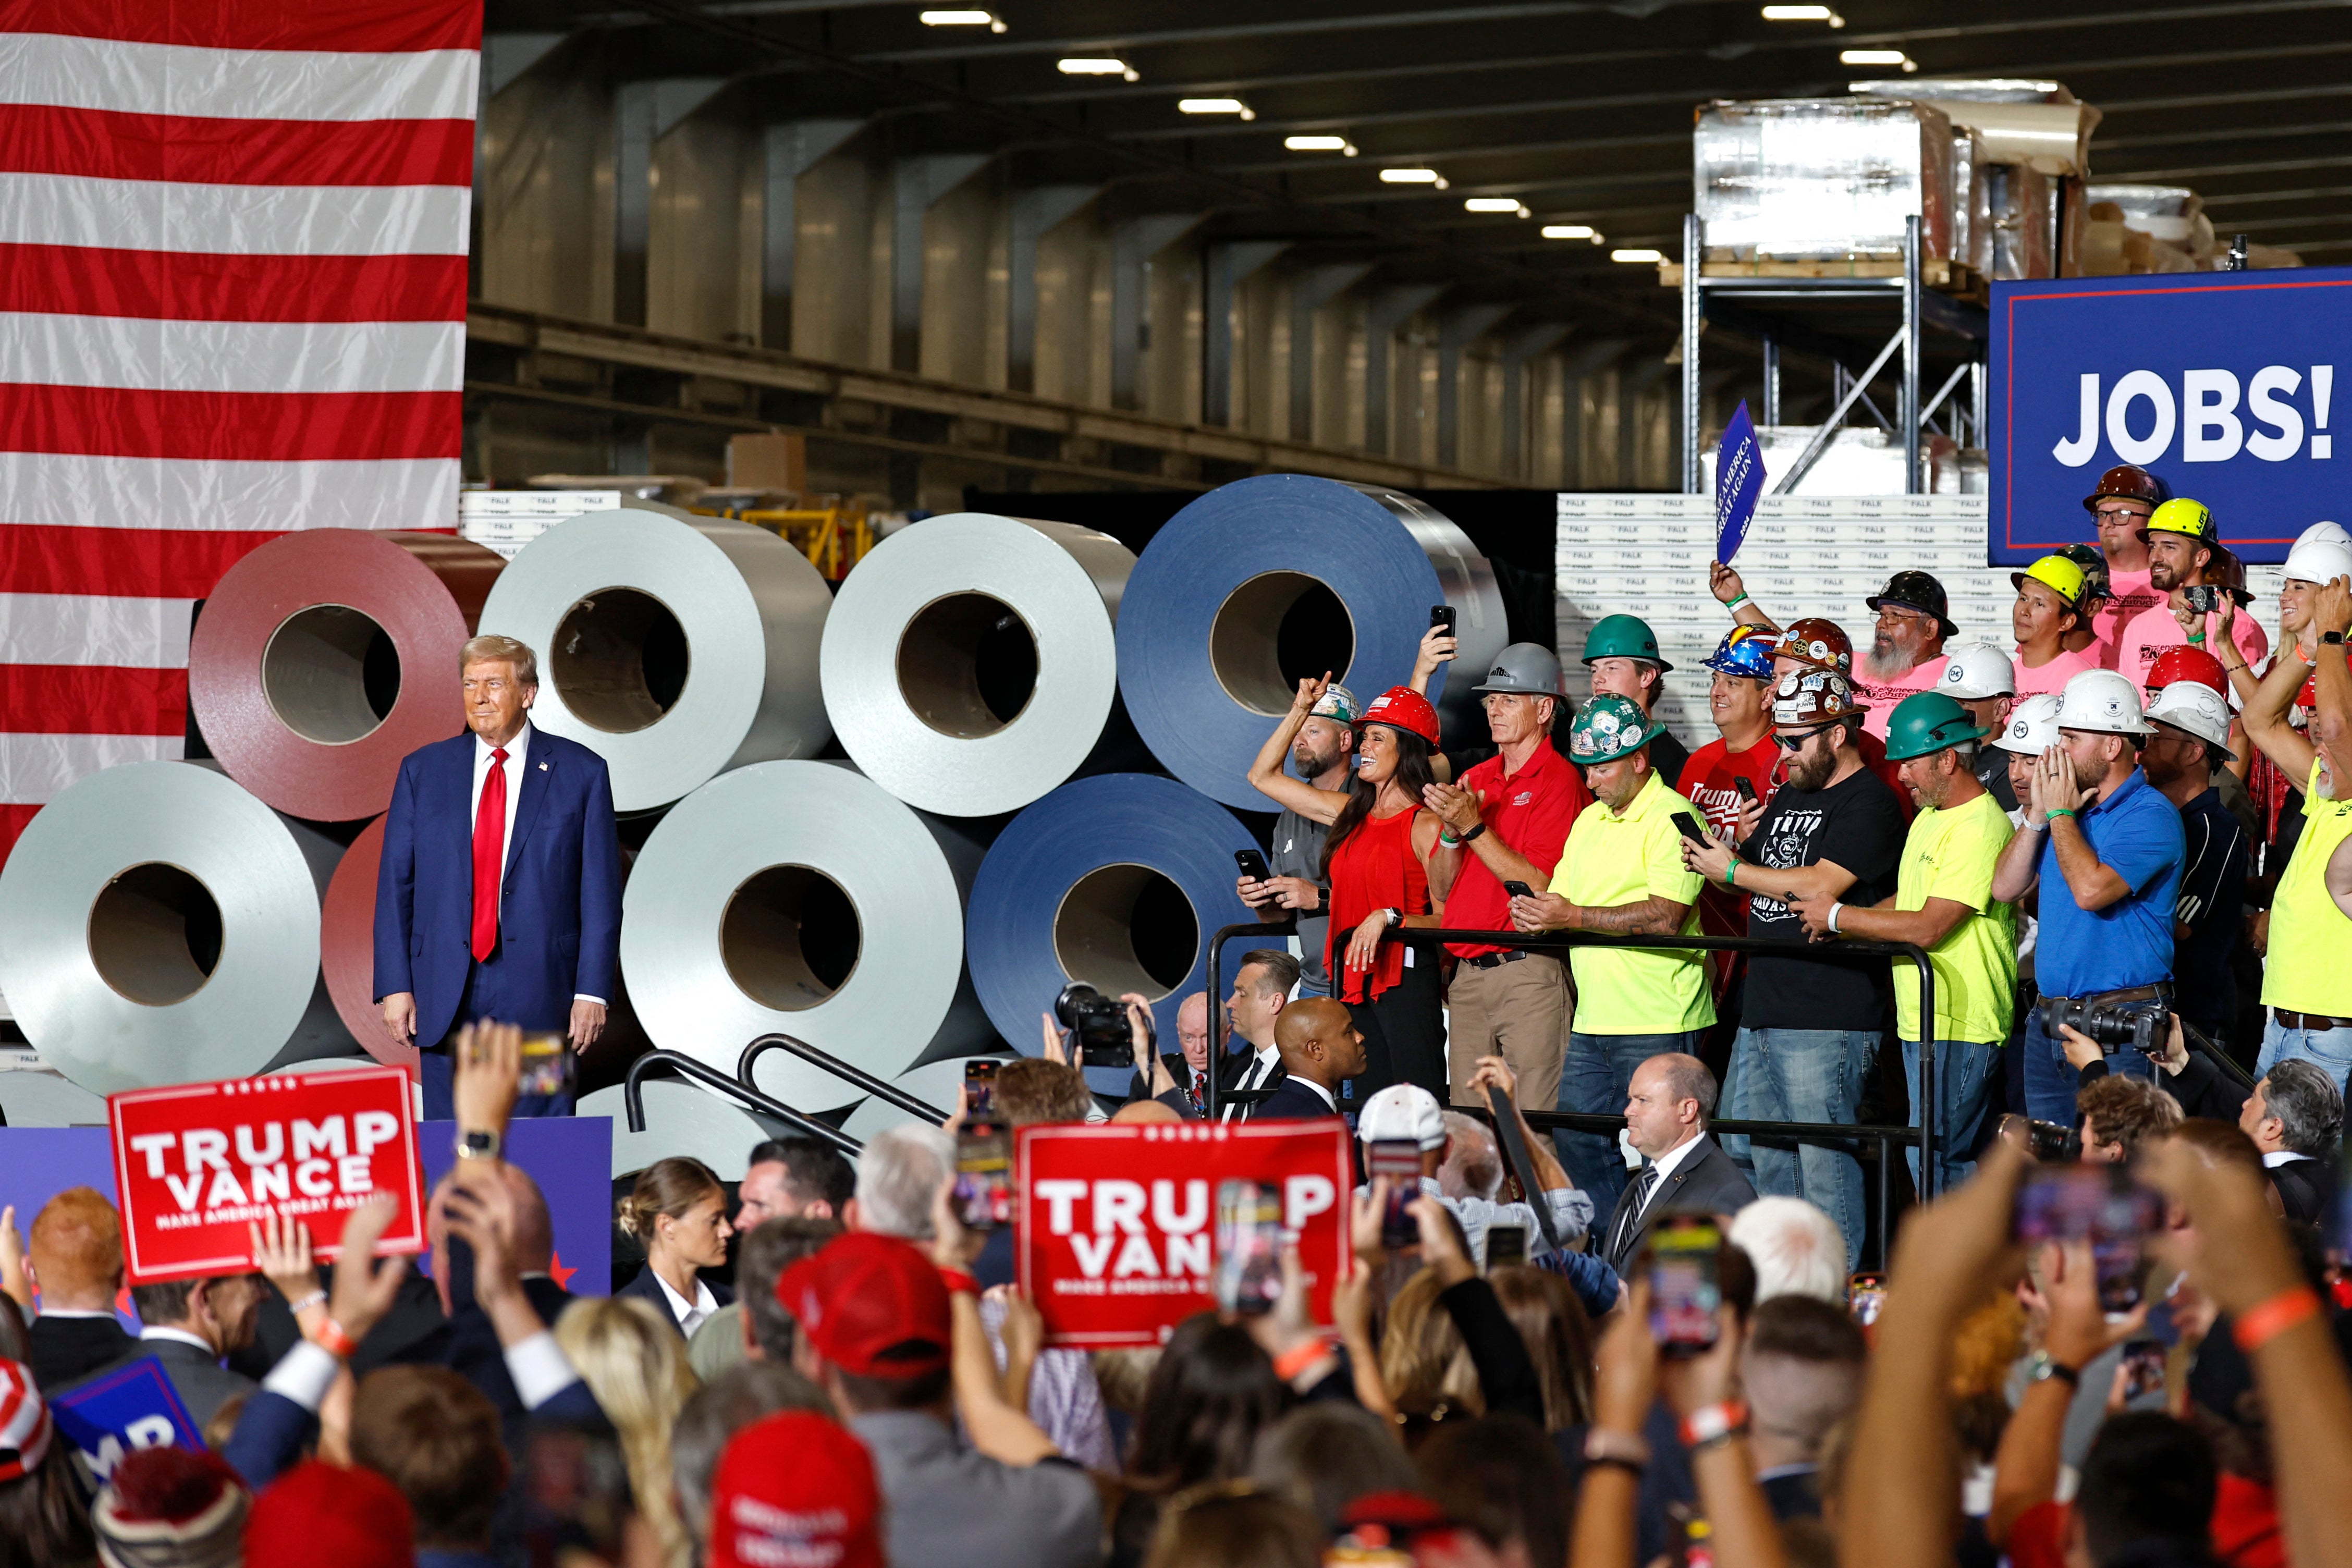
[2021,1007,2154,1125]
[1555,1029,1708,1210]
[1721,1028,1877,1270]
[2257,1016,2352,1095]
[1903,1038,1998,1197]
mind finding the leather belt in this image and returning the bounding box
[1462,949,1532,970]
[2273,1010,2352,1031]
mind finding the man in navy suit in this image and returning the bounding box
[1251,997,1366,1120]
[375,634,622,1119]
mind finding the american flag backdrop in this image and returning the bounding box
[0,0,481,868]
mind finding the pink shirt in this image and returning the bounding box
[1853,654,1950,739]
[2115,601,2268,688]
[2093,566,2161,669]
[2011,646,2095,698]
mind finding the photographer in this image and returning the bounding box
[2053,1012,2243,1122]
[1241,683,1359,998]
[1993,671,2184,1124]
[2114,499,2268,687]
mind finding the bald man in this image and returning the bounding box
[1251,998,1367,1120]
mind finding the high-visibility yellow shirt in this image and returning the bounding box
[1551,769,1713,1034]
[2262,758,2352,1016]
[1891,789,2017,1044]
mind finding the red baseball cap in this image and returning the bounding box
[776,1232,950,1378]
[710,1412,884,1568]
[246,1460,414,1568]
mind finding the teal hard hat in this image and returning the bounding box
[1580,614,1673,673]
[1881,691,1990,762]
[1566,693,1667,766]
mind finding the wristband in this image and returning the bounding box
[2036,1356,2081,1389]
[1455,822,1486,845]
[1678,1400,1749,1450]
[1583,1427,1653,1469]
[2187,631,2207,645]
[1825,902,1842,934]
[312,1317,359,1360]
[1722,857,1740,889]
[937,1267,980,1297]
[284,1290,326,1316]
[2233,1285,2322,1353]
[2047,807,2077,821]
[1438,829,1459,846]
[1726,594,1751,611]
[1272,1334,1339,1381]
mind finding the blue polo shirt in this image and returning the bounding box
[2034,767,2184,999]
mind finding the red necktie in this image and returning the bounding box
[471,747,508,962]
[1193,1071,1207,1108]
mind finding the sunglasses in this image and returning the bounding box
[1774,725,1836,750]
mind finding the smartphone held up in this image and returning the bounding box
[1645,1213,1723,1357]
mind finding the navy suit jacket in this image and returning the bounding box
[616,1264,733,1339]
[374,725,622,1048]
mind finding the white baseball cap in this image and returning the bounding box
[1356,1083,1447,1150]
[1994,693,2063,755]
[2057,668,2152,736]
[1937,643,2016,700]
[2145,681,2236,760]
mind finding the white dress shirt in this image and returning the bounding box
[2263,1149,2313,1168]
[654,1271,720,1338]
[1224,1042,1283,1123]
[471,721,603,1005]
[1627,1132,1708,1227]
[139,1326,218,1357]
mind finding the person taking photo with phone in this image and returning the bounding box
[1511,694,1713,1204]
[1245,677,1448,1102]
[2114,499,2268,685]
[1240,682,1360,999]
[1418,642,1591,1113]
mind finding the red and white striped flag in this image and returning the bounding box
[0,0,481,867]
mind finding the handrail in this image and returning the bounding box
[2181,1019,2256,1091]
[1206,920,1949,1194]
[738,1033,950,1124]
[624,1048,862,1157]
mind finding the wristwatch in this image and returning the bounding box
[456,1128,501,1161]
[2324,631,2347,647]
[2028,1351,2081,1388]
[1382,906,1403,928]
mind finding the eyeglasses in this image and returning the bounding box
[1774,725,1836,750]
[1874,605,1930,627]
[2093,504,2147,522]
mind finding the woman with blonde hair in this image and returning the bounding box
[614,1157,734,1338]
[554,1294,702,1568]
[1378,1267,1484,1446]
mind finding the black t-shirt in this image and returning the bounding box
[1739,765,1908,1031]
[2173,786,2248,1030]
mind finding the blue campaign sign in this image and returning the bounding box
[1989,268,2352,565]
[1714,400,1766,563]
[50,1356,203,1482]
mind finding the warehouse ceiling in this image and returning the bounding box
[485,0,2352,353]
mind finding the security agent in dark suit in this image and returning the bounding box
[74,1273,268,1431]
[1250,997,1366,1120]
[2238,1058,2344,1226]
[1598,1052,1758,1275]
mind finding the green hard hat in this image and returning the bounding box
[1882,691,1990,762]
[1566,693,1667,766]
[1581,613,1673,672]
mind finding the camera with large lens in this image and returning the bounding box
[2040,987,2170,1056]
[1054,982,1142,1068]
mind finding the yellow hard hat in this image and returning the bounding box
[2010,554,2087,608]
[2145,497,2215,541]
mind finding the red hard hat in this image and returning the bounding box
[2083,464,2167,513]
[1356,686,1442,746]
[1775,618,1853,676]
[2145,645,2227,699]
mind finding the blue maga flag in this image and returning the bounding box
[50,1355,204,1489]
[1714,400,1766,563]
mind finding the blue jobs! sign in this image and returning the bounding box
[1713,400,1765,564]
[1989,268,2352,565]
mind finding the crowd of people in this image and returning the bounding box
[0,464,2348,1568]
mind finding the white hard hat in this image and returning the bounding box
[1936,643,2016,700]
[1994,693,2063,755]
[1356,1083,1447,1150]
[2057,668,2152,736]
[2145,680,2236,760]
[2285,532,2352,587]
[2298,519,2351,550]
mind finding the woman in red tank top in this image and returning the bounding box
[1244,673,1449,1102]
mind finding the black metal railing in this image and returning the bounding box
[1207,920,1950,1200]
[739,1033,950,1124]
[623,1048,863,1157]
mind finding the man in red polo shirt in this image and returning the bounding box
[1423,642,1591,1110]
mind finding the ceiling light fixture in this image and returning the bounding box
[1380,167,1448,189]
[1760,4,1844,24]
[1058,57,1138,80]
[1541,224,1597,240]
[1611,248,1665,263]
[1840,47,1915,70]
[1285,134,1358,155]
[1179,97,1254,119]
[919,9,1006,29]
[1464,197,1528,215]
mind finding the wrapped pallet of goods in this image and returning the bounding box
[1852,79,2100,280]
[1693,97,1955,264]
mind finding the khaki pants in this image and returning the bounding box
[1446,952,1572,1111]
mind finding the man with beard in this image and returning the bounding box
[2080,464,2166,665]
[1790,693,2016,1194]
[1992,671,2184,1123]
[1240,682,1356,997]
[1708,561,1957,743]
[2115,499,2269,684]
[1420,643,1591,1110]
[1681,670,1903,1265]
